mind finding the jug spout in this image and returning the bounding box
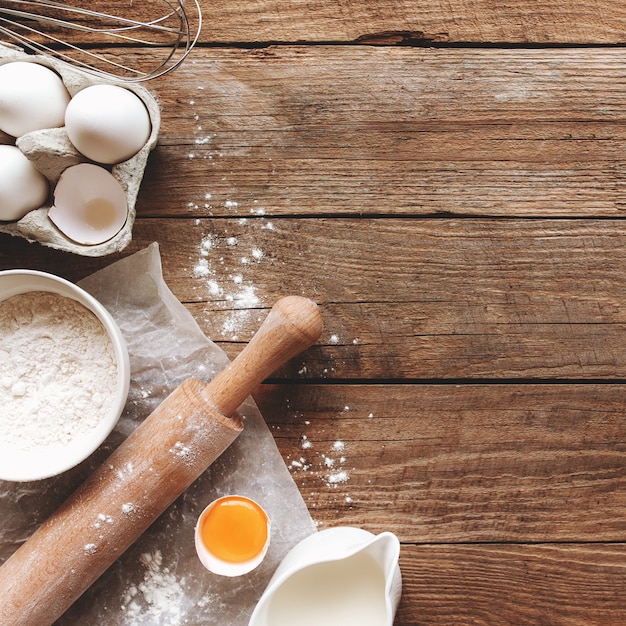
[366,531,400,576]
[249,527,402,626]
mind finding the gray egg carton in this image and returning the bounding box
[0,43,161,257]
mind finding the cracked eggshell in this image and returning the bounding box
[0,42,161,257]
[49,164,128,246]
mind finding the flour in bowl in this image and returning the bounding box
[0,291,118,450]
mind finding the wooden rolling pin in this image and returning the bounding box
[0,295,323,626]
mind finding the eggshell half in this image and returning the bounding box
[49,164,128,245]
[0,62,70,137]
[0,145,49,221]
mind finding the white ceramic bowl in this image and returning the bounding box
[0,269,130,481]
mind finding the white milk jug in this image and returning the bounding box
[249,526,402,626]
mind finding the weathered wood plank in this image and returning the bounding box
[57,0,626,45]
[255,383,626,543]
[197,0,626,45]
[396,543,626,625]
[3,216,626,379]
[137,47,626,217]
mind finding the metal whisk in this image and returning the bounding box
[0,0,202,81]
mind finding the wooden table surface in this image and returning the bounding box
[3,1,626,623]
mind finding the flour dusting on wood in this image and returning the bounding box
[191,209,277,340]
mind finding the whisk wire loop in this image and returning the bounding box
[0,0,202,81]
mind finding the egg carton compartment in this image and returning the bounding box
[0,42,161,257]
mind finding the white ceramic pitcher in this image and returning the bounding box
[249,526,402,626]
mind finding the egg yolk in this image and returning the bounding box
[200,496,268,563]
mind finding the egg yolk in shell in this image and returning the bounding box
[199,496,269,563]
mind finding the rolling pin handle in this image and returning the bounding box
[204,296,323,418]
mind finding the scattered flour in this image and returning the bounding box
[169,441,192,459]
[0,291,118,450]
[288,437,352,491]
[192,215,274,340]
[116,461,135,482]
[121,550,187,626]
[332,440,345,452]
[95,513,114,528]
[327,470,349,485]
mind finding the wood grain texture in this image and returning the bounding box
[165,216,626,379]
[255,383,626,542]
[198,0,626,44]
[396,543,626,624]
[137,47,626,218]
[87,0,626,44]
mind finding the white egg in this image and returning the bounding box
[48,164,128,245]
[65,85,152,165]
[0,62,70,137]
[0,145,49,221]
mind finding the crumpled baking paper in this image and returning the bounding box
[0,242,316,625]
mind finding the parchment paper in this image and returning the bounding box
[0,243,316,625]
